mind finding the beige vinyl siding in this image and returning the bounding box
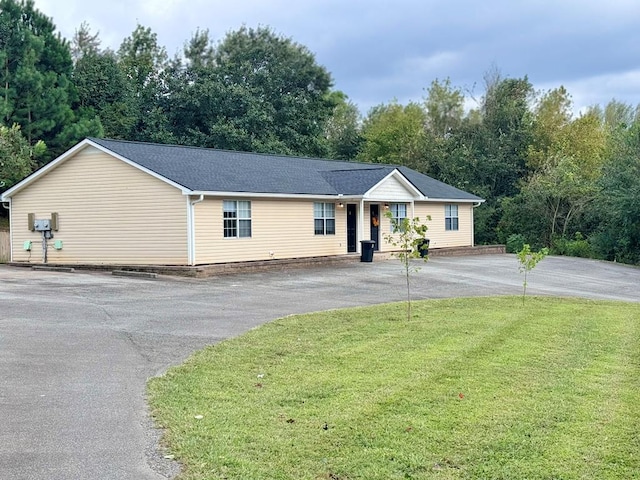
[10,146,188,265]
[193,198,347,264]
[0,230,9,263]
[377,202,473,251]
[414,202,473,248]
[377,202,406,252]
[367,175,415,201]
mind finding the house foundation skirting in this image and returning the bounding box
[8,245,505,278]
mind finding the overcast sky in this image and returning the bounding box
[33,0,640,116]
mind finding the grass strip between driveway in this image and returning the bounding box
[147,296,640,479]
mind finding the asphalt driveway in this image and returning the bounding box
[1,255,638,479]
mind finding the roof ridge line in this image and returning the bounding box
[89,137,368,165]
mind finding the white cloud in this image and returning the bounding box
[28,0,640,116]
[402,52,461,77]
[539,69,640,115]
[139,0,183,18]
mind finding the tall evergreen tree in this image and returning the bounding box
[117,24,172,143]
[73,50,136,139]
[0,0,101,161]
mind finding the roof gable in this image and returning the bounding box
[365,170,424,200]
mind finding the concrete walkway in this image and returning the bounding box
[0,255,638,479]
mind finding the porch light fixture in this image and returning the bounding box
[384,203,390,210]
[338,202,344,208]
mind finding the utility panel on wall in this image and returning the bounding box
[34,219,51,232]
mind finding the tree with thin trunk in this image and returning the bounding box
[383,212,430,320]
[517,243,549,305]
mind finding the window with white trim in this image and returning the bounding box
[314,202,335,235]
[445,204,459,231]
[223,200,251,238]
[390,203,407,232]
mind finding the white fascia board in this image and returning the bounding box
[362,169,425,200]
[1,138,191,199]
[187,191,363,201]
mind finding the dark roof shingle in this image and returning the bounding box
[89,138,482,201]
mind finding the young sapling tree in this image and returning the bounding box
[383,211,430,320]
[517,243,549,304]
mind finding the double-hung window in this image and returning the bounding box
[390,203,407,232]
[223,200,251,238]
[314,202,335,235]
[445,204,459,231]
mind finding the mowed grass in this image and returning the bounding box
[147,297,640,480]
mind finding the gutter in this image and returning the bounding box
[187,191,363,201]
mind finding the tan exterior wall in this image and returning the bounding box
[0,231,9,263]
[193,198,347,264]
[9,146,188,265]
[377,201,474,251]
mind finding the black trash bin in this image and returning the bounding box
[417,238,430,258]
[360,240,376,262]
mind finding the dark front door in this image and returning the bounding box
[347,204,357,253]
[370,204,380,251]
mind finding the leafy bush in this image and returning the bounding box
[506,233,525,253]
[552,233,594,258]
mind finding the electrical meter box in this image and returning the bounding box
[34,219,51,231]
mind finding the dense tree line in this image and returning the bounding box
[1,0,639,264]
[357,77,640,264]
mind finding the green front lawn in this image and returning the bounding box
[148,297,640,479]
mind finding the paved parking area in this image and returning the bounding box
[0,255,638,479]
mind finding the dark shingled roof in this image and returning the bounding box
[89,138,483,201]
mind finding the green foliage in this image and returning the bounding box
[0,123,43,191]
[71,21,100,63]
[358,101,428,170]
[117,24,173,143]
[516,243,549,304]
[149,297,640,480]
[168,26,334,156]
[0,0,101,160]
[323,91,362,160]
[383,211,430,320]
[73,51,136,138]
[551,232,594,258]
[505,233,525,253]
[498,194,547,248]
[183,28,215,69]
[589,123,640,264]
[424,77,464,137]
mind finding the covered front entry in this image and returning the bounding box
[347,204,357,252]
[370,204,380,251]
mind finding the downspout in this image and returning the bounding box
[2,200,11,262]
[359,198,365,253]
[471,201,482,247]
[187,194,204,266]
